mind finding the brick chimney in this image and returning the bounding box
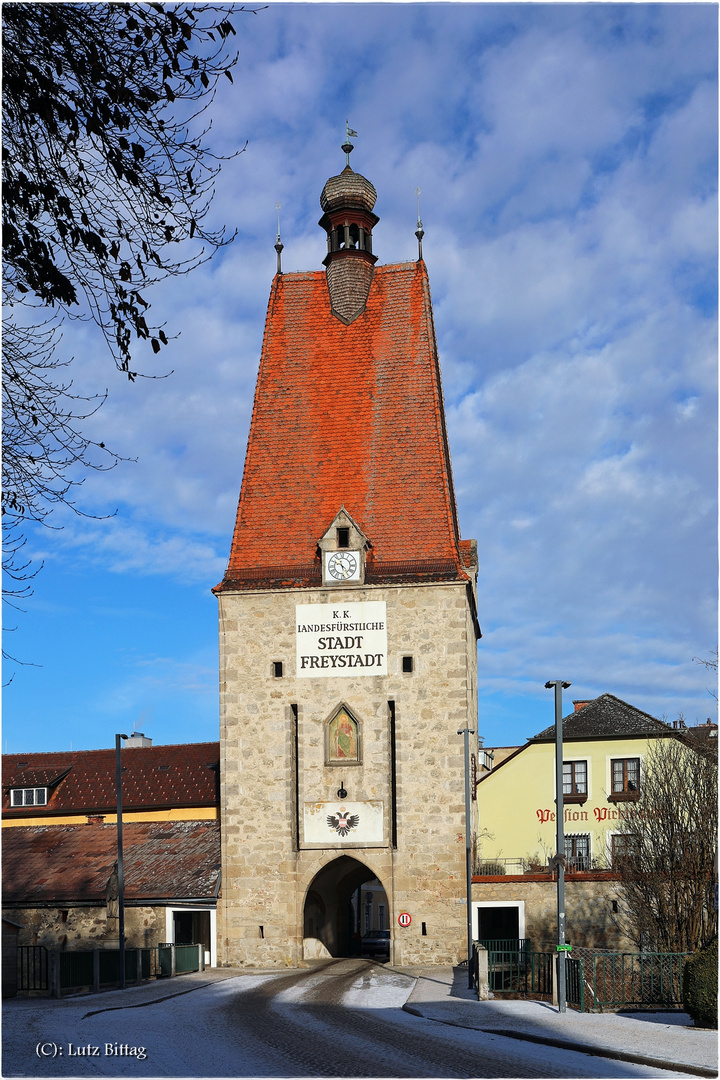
[573,700,592,712]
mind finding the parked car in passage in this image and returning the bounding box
[361,930,390,959]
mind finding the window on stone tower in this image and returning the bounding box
[273,661,283,678]
[402,656,414,673]
[337,527,350,548]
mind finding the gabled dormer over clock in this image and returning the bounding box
[318,507,370,586]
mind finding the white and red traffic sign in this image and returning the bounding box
[398,912,412,927]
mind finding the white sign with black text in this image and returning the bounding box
[295,601,387,678]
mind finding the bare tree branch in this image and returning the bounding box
[2,3,251,601]
[613,737,717,953]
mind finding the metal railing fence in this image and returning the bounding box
[478,938,529,956]
[591,951,688,1008]
[479,939,553,997]
[529,952,554,996]
[60,950,94,991]
[566,956,585,1011]
[475,856,606,874]
[572,949,689,1010]
[473,942,687,1011]
[17,946,48,992]
[17,943,202,997]
[174,943,202,974]
[475,858,527,875]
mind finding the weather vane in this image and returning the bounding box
[342,120,358,166]
[274,202,283,274]
[415,187,424,261]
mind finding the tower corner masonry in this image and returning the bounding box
[215,146,480,968]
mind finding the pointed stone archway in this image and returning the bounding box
[302,856,388,961]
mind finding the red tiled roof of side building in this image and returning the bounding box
[218,262,467,588]
[2,742,219,817]
[2,821,221,903]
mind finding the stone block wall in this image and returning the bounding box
[473,875,635,951]
[218,578,478,968]
[3,905,166,951]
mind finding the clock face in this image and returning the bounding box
[327,551,358,580]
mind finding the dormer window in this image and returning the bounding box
[319,507,370,586]
[11,787,47,807]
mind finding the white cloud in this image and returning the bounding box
[6,3,717,748]
[38,517,227,584]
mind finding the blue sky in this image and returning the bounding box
[3,2,717,753]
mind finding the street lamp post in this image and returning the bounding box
[458,724,476,989]
[115,733,129,989]
[545,680,570,1014]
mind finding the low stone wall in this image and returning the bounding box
[472,874,635,951]
[2,905,165,951]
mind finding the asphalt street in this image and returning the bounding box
[2,959,703,1078]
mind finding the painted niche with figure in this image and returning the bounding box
[326,707,361,765]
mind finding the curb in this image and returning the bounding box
[82,978,225,1019]
[402,1005,718,1078]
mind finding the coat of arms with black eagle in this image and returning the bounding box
[327,809,359,837]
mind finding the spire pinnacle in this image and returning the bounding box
[274,202,283,274]
[341,120,358,167]
[415,187,424,261]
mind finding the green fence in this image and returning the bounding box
[95,948,153,986]
[566,956,585,1011]
[567,949,690,1011]
[158,943,203,978]
[588,951,689,1009]
[60,950,94,991]
[475,944,687,1011]
[17,946,48,992]
[175,944,202,974]
[478,938,529,957]
[37,944,201,995]
[158,943,173,978]
[478,940,553,997]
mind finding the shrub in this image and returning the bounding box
[478,861,506,876]
[682,939,718,1028]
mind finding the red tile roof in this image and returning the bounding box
[218,261,469,590]
[2,821,220,903]
[2,742,219,817]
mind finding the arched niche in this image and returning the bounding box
[325,704,361,766]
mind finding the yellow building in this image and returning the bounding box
[473,694,679,949]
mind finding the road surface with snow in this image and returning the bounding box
[2,959,697,1078]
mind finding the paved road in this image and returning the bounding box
[3,959,697,1078]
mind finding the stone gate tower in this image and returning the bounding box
[214,146,480,967]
